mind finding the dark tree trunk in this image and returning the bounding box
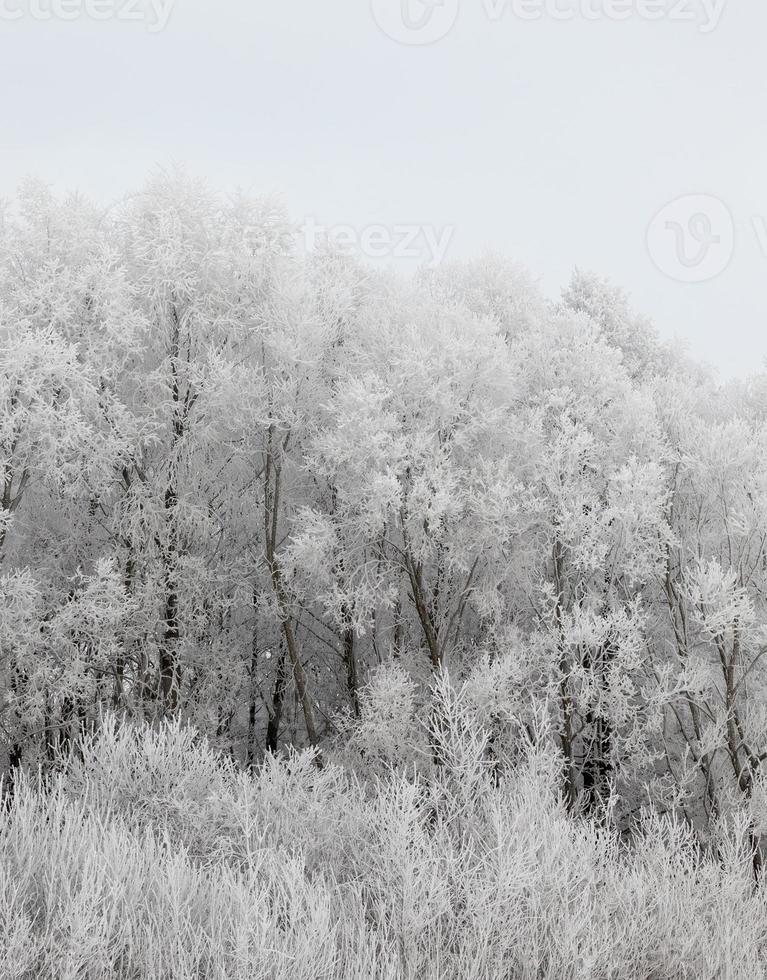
[552,537,577,810]
[159,301,185,716]
[5,665,24,804]
[247,591,260,768]
[4,742,22,806]
[342,619,359,718]
[160,513,180,714]
[581,641,615,815]
[263,424,321,749]
[266,642,289,754]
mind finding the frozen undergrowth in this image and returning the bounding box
[1,697,766,980]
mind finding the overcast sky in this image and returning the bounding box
[2,0,765,376]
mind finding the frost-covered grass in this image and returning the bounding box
[2,708,767,979]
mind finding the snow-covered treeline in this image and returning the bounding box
[3,170,767,852]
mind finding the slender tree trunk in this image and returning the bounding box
[718,624,763,880]
[276,597,320,746]
[392,591,404,660]
[263,424,321,749]
[160,503,180,713]
[4,662,24,803]
[266,641,289,754]
[114,552,134,710]
[559,669,577,809]
[247,593,260,768]
[160,302,185,715]
[402,536,440,668]
[342,616,359,718]
[552,537,577,808]
[5,742,22,806]
[581,640,615,815]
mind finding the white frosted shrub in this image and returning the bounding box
[231,748,365,876]
[61,715,236,860]
[462,644,547,765]
[341,662,429,773]
[63,715,363,876]
[4,690,767,977]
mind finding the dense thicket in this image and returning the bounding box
[4,708,767,979]
[3,171,767,859]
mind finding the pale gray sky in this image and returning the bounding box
[2,0,765,376]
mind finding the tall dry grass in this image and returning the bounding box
[1,677,766,979]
